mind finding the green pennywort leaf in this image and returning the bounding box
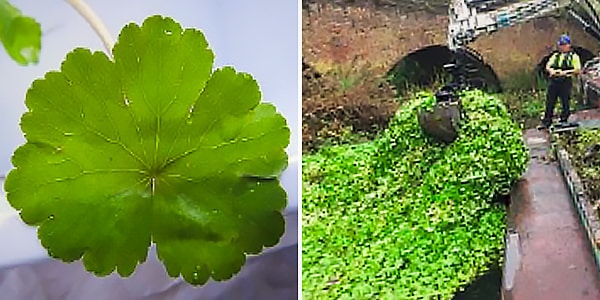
[0,0,41,65]
[5,15,290,285]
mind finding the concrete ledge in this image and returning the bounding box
[555,145,600,275]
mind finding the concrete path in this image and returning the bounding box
[503,129,600,300]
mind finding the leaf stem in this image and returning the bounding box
[64,0,114,57]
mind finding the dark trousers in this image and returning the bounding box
[543,79,572,125]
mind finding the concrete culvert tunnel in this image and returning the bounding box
[387,45,502,95]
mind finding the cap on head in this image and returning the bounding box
[558,34,571,45]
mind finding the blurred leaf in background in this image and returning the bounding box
[0,0,41,65]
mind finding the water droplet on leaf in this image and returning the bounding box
[48,215,54,220]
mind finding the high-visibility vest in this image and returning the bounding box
[550,51,579,70]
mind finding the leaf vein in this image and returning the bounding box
[162,125,285,168]
[40,92,148,168]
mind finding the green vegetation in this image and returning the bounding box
[560,129,600,202]
[302,89,528,299]
[502,89,546,128]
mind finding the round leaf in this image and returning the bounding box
[5,15,290,285]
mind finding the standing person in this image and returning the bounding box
[539,34,582,129]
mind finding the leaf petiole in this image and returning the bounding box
[64,0,114,57]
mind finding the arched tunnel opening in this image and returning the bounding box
[387,45,502,95]
[388,45,597,97]
[303,45,598,150]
